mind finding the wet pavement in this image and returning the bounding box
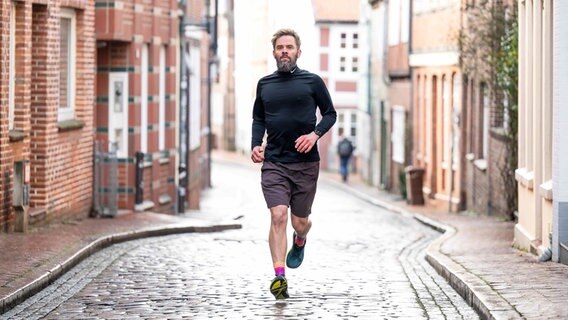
[1,150,567,319]
[3,159,477,319]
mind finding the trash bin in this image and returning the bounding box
[405,166,425,205]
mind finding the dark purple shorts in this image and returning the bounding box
[260,161,320,218]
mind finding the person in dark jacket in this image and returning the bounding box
[250,28,337,300]
[337,136,355,182]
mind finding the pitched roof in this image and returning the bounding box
[312,0,360,23]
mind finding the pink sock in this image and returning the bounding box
[275,266,285,276]
[295,234,306,247]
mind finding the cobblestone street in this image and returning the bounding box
[3,160,479,319]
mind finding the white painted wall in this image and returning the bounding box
[553,0,568,261]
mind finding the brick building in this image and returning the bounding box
[410,0,464,209]
[459,1,517,219]
[386,0,411,194]
[0,0,95,231]
[94,0,180,214]
[365,0,390,189]
[179,0,214,210]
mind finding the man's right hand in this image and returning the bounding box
[251,146,265,163]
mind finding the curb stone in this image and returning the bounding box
[420,221,522,320]
[0,222,241,314]
[325,177,522,320]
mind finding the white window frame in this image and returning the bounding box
[400,0,410,43]
[189,44,201,150]
[58,8,76,122]
[442,76,450,164]
[108,72,129,158]
[350,112,357,138]
[388,0,401,46]
[337,113,345,137]
[451,74,461,169]
[482,84,490,159]
[392,105,405,164]
[140,44,149,153]
[8,2,16,130]
[158,45,166,151]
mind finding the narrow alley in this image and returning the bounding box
[3,158,478,319]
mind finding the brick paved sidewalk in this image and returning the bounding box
[0,209,241,314]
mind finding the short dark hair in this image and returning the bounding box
[271,28,301,49]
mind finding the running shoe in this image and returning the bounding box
[270,275,289,299]
[286,233,305,269]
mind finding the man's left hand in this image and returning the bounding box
[295,132,319,153]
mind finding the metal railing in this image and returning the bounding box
[92,141,118,217]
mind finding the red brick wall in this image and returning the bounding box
[0,1,11,230]
[388,43,409,76]
[412,6,461,53]
[0,0,95,231]
[95,0,178,214]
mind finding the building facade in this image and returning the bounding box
[410,0,464,209]
[458,0,518,219]
[178,0,215,210]
[552,0,568,264]
[95,0,179,214]
[211,0,236,152]
[386,0,411,194]
[365,0,389,189]
[0,0,95,231]
[313,0,362,172]
[515,0,563,262]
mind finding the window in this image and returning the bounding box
[442,76,449,163]
[352,57,358,72]
[415,0,423,14]
[58,9,76,121]
[388,0,401,45]
[400,0,410,42]
[451,74,461,167]
[350,113,357,137]
[108,73,128,157]
[337,113,345,137]
[481,83,489,159]
[158,46,166,150]
[340,57,346,72]
[352,33,359,49]
[392,106,405,163]
[189,44,201,150]
[8,3,15,130]
[340,33,346,48]
[140,44,149,153]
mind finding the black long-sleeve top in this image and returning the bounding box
[251,67,337,163]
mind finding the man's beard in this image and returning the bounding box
[276,57,297,72]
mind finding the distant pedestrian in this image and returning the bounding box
[337,136,355,182]
[250,28,337,299]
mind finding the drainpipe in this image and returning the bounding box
[382,0,391,87]
[365,2,374,185]
[205,0,218,188]
[382,0,391,189]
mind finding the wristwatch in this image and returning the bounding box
[314,128,323,138]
